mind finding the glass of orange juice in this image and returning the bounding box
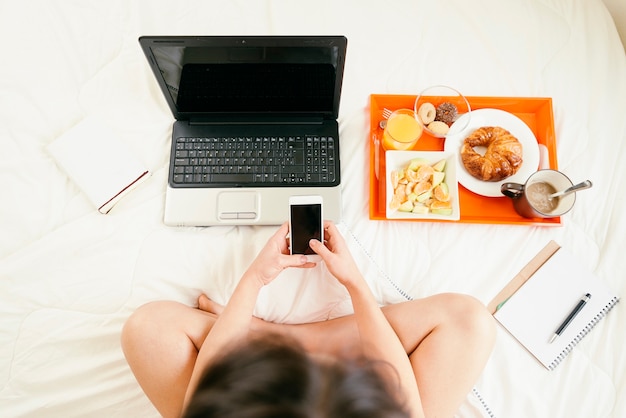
[381,109,423,150]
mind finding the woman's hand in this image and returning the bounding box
[308,221,364,288]
[244,222,317,287]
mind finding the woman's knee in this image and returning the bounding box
[437,293,496,345]
[121,301,181,351]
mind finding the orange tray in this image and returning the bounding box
[369,94,560,226]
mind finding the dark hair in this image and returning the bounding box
[183,334,410,418]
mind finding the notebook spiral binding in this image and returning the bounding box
[548,296,620,371]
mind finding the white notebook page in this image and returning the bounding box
[494,247,618,369]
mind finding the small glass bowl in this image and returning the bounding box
[414,85,471,138]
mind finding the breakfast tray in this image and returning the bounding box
[369,94,560,225]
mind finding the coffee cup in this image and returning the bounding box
[500,169,575,218]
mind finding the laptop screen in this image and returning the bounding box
[140,36,347,120]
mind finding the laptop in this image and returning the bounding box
[138,35,347,226]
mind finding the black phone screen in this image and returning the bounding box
[290,203,322,255]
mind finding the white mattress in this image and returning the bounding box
[1,1,625,417]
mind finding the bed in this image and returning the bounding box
[1,1,624,417]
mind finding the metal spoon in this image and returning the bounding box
[548,180,593,200]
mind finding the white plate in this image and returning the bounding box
[385,150,460,221]
[444,108,540,197]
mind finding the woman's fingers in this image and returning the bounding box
[309,238,332,259]
[281,254,314,268]
[272,222,291,253]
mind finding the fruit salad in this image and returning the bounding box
[389,157,453,215]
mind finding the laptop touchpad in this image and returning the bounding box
[218,191,259,220]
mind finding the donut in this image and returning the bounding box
[428,121,449,135]
[435,102,458,124]
[417,102,436,124]
[461,126,523,182]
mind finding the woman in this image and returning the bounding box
[122,221,495,417]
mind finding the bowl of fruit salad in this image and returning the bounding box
[386,150,460,220]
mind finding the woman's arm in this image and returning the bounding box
[183,222,314,408]
[310,222,425,418]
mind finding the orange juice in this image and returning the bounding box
[382,110,423,150]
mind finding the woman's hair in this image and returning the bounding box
[183,333,410,418]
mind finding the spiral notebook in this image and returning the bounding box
[489,241,619,371]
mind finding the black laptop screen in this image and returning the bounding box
[149,43,342,116]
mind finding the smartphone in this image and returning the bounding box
[288,195,323,260]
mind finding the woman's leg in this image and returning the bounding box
[122,293,495,418]
[121,301,219,418]
[386,293,496,418]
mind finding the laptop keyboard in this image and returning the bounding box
[172,135,337,185]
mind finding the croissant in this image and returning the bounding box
[460,126,523,182]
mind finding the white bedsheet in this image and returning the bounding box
[1,1,625,417]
